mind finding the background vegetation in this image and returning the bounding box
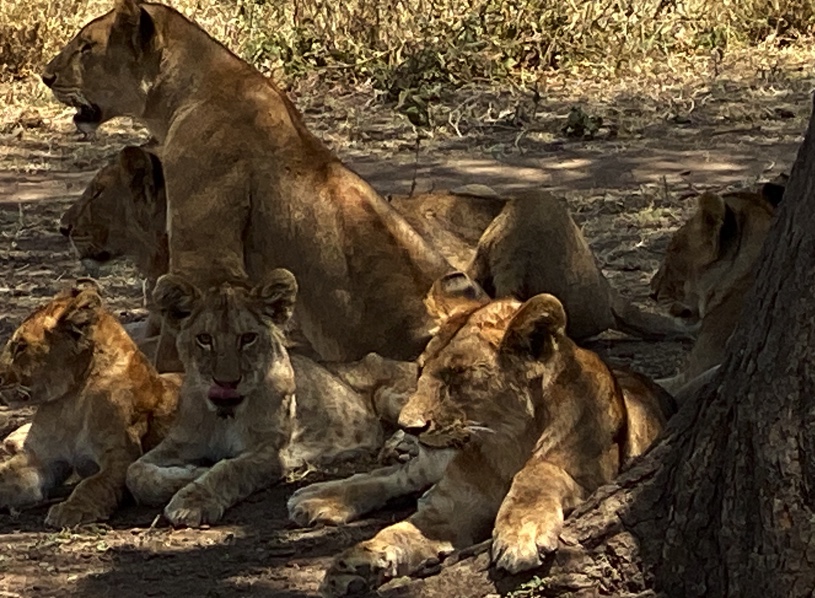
[3,0,814,90]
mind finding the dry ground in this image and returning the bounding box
[0,40,812,598]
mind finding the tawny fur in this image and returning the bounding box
[0,283,179,527]
[60,144,167,340]
[650,187,778,393]
[287,273,674,595]
[126,271,417,528]
[42,0,451,368]
[467,191,693,341]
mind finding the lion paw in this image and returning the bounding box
[491,520,560,574]
[287,481,359,527]
[320,545,399,597]
[164,492,225,528]
[377,430,420,465]
[45,500,108,528]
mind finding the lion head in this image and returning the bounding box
[0,280,105,407]
[60,145,166,277]
[152,270,299,418]
[650,185,779,321]
[41,0,161,135]
[399,272,569,449]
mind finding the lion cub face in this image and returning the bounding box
[60,146,165,272]
[0,281,103,407]
[153,270,298,418]
[41,0,158,135]
[400,272,568,447]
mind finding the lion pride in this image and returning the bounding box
[42,0,451,367]
[288,272,674,594]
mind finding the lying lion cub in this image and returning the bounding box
[288,272,674,595]
[0,281,179,527]
[126,270,417,527]
[650,183,781,392]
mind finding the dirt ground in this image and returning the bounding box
[0,41,813,598]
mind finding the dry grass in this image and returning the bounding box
[2,0,814,89]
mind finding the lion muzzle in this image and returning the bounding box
[208,383,245,418]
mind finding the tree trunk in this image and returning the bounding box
[380,93,815,598]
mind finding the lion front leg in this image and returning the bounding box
[45,443,139,528]
[126,439,210,507]
[320,450,505,597]
[490,460,587,574]
[163,443,282,528]
[0,452,49,509]
[287,444,454,527]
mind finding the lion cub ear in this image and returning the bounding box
[499,293,567,361]
[59,284,104,340]
[251,269,298,326]
[424,271,490,326]
[153,274,202,330]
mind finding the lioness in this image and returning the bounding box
[650,184,780,392]
[60,144,167,340]
[288,272,674,594]
[0,281,179,527]
[125,270,417,527]
[42,0,452,367]
[388,186,506,271]
[468,191,694,341]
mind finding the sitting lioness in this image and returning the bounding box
[0,281,179,527]
[42,0,452,368]
[126,269,418,527]
[288,272,674,595]
[650,183,781,392]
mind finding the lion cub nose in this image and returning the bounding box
[41,72,57,88]
[397,413,430,435]
[59,223,73,237]
[212,376,241,389]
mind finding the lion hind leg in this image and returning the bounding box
[321,520,455,597]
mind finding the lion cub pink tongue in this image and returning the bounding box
[208,385,242,402]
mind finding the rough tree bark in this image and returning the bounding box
[379,93,815,598]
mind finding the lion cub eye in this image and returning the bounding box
[239,333,258,348]
[438,366,465,384]
[195,333,213,349]
[80,41,94,54]
[11,340,28,357]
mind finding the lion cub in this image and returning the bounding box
[126,269,416,527]
[0,281,179,527]
[289,272,674,595]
